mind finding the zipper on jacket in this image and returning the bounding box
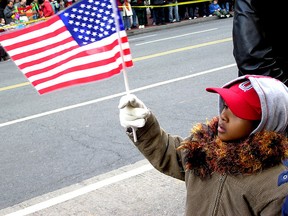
[212,174,227,216]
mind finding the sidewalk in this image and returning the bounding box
[126,15,221,36]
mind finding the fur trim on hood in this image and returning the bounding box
[178,117,288,179]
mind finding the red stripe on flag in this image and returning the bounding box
[38,65,123,94]
[13,37,76,62]
[24,39,124,77]
[32,51,122,85]
[3,26,67,52]
[0,16,59,41]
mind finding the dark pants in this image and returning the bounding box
[0,45,8,61]
[153,7,165,24]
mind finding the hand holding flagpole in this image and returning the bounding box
[111,0,137,142]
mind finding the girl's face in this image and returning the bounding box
[0,18,5,24]
[217,103,256,142]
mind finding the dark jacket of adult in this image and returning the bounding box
[233,0,288,86]
[3,5,14,24]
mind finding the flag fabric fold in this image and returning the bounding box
[0,0,133,94]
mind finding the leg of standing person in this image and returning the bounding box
[151,8,156,25]
[168,2,174,22]
[193,4,199,18]
[131,7,137,28]
[177,1,187,20]
[174,1,180,21]
[187,4,194,19]
[160,7,166,24]
[123,15,129,30]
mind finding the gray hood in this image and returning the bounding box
[217,75,288,135]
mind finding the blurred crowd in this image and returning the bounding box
[0,0,78,61]
[0,0,80,28]
[118,0,234,30]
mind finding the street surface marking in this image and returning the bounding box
[134,38,231,61]
[0,82,30,91]
[135,28,218,46]
[128,34,157,41]
[5,163,154,216]
[0,63,236,128]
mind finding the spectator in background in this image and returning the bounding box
[122,0,133,30]
[151,0,165,25]
[39,0,54,17]
[14,0,29,20]
[130,0,138,28]
[0,17,6,30]
[186,2,198,20]
[218,0,231,14]
[135,0,147,28]
[63,0,72,8]
[3,0,16,24]
[198,1,210,18]
[50,0,60,14]
[117,0,124,24]
[30,0,41,19]
[209,0,230,18]
[167,0,180,23]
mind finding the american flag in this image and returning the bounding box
[0,0,133,94]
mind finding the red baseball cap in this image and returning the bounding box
[206,80,261,120]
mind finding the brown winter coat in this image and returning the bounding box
[127,113,288,216]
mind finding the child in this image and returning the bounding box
[118,75,288,215]
[209,0,230,18]
[122,0,133,30]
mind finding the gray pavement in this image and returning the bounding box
[0,160,186,216]
[126,15,222,36]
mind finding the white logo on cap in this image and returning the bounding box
[238,80,252,92]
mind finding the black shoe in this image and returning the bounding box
[4,56,10,61]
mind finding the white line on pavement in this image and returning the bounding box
[135,28,218,46]
[0,63,236,128]
[5,164,154,216]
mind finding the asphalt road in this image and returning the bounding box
[0,17,237,215]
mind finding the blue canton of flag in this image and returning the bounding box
[60,0,125,46]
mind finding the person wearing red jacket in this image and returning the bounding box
[39,0,54,17]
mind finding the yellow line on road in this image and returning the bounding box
[0,82,30,91]
[0,37,232,92]
[133,38,232,61]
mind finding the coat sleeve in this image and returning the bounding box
[4,8,13,18]
[233,0,288,85]
[126,113,186,181]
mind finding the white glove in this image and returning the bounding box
[118,94,150,128]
